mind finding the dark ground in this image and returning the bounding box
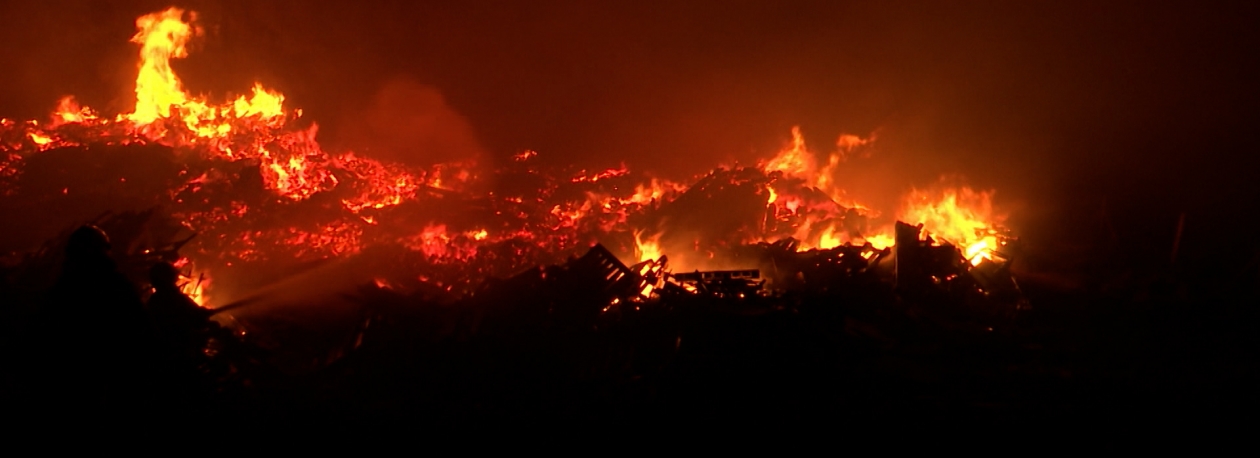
[6,229,1254,429]
[0,145,1255,428]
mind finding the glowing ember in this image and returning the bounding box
[626,178,685,205]
[172,257,212,307]
[27,132,52,146]
[0,8,1015,308]
[51,97,98,127]
[572,165,630,183]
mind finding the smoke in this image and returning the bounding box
[333,78,487,168]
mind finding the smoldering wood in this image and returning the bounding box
[0,144,1042,419]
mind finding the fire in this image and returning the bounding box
[172,257,212,308]
[0,8,1017,308]
[763,126,874,206]
[51,97,97,127]
[763,126,815,179]
[338,151,420,212]
[634,230,664,263]
[27,132,52,146]
[122,7,288,145]
[760,126,882,251]
[626,178,684,205]
[758,127,1002,263]
[898,185,1004,265]
[861,233,896,250]
[513,150,537,161]
[126,7,200,127]
[403,224,485,261]
[232,84,286,120]
[572,164,630,183]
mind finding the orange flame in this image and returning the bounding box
[172,257,213,307]
[898,185,1003,265]
[0,9,1020,306]
[625,178,685,206]
[51,96,97,127]
[756,127,1002,262]
[763,126,815,179]
[634,229,664,263]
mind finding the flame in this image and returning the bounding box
[27,132,52,146]
[860,233,895,249]
[514,150,538,161]
[403,224,479,260]
[51,97,97,127]
[172,257,212,307]
[572,164,630,183]
[762,126,874,194]
[898,185,1003,265]
[764,126,815,179]
[626,178,682,205]
[758,127,1002,260]
[759,127,875,251]
[122,7,287,144]
[232,83,285,120]
[634,229,664,263]
[428,163,474,191]
[0,9,1019,306]
[126,7,199,127]
[816,133,875,197]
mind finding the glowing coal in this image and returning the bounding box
[0,7,1012,308]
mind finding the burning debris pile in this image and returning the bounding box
[4,4,1256,423]
[0,6,1042,418]
[0,7,1017,312]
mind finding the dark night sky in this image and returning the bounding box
[2,0,1258,252]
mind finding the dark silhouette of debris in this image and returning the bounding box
[36,225,151,410]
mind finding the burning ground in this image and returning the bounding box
[0,5,1256,422]
[0,7,1012,306]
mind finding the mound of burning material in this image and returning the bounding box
[0,140,1018,312]
[0,7,1016,313]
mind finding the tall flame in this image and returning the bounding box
[126,7,199,126]
[634,229,664,263]
[122,8,287,142]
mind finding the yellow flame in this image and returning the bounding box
[233,83,285,119]
[898,185,1002,264]
[861,233,895,249]
[28,132,52,145]
[122,7,286,142]
[634,229,664,263]
[126,7,198,126]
